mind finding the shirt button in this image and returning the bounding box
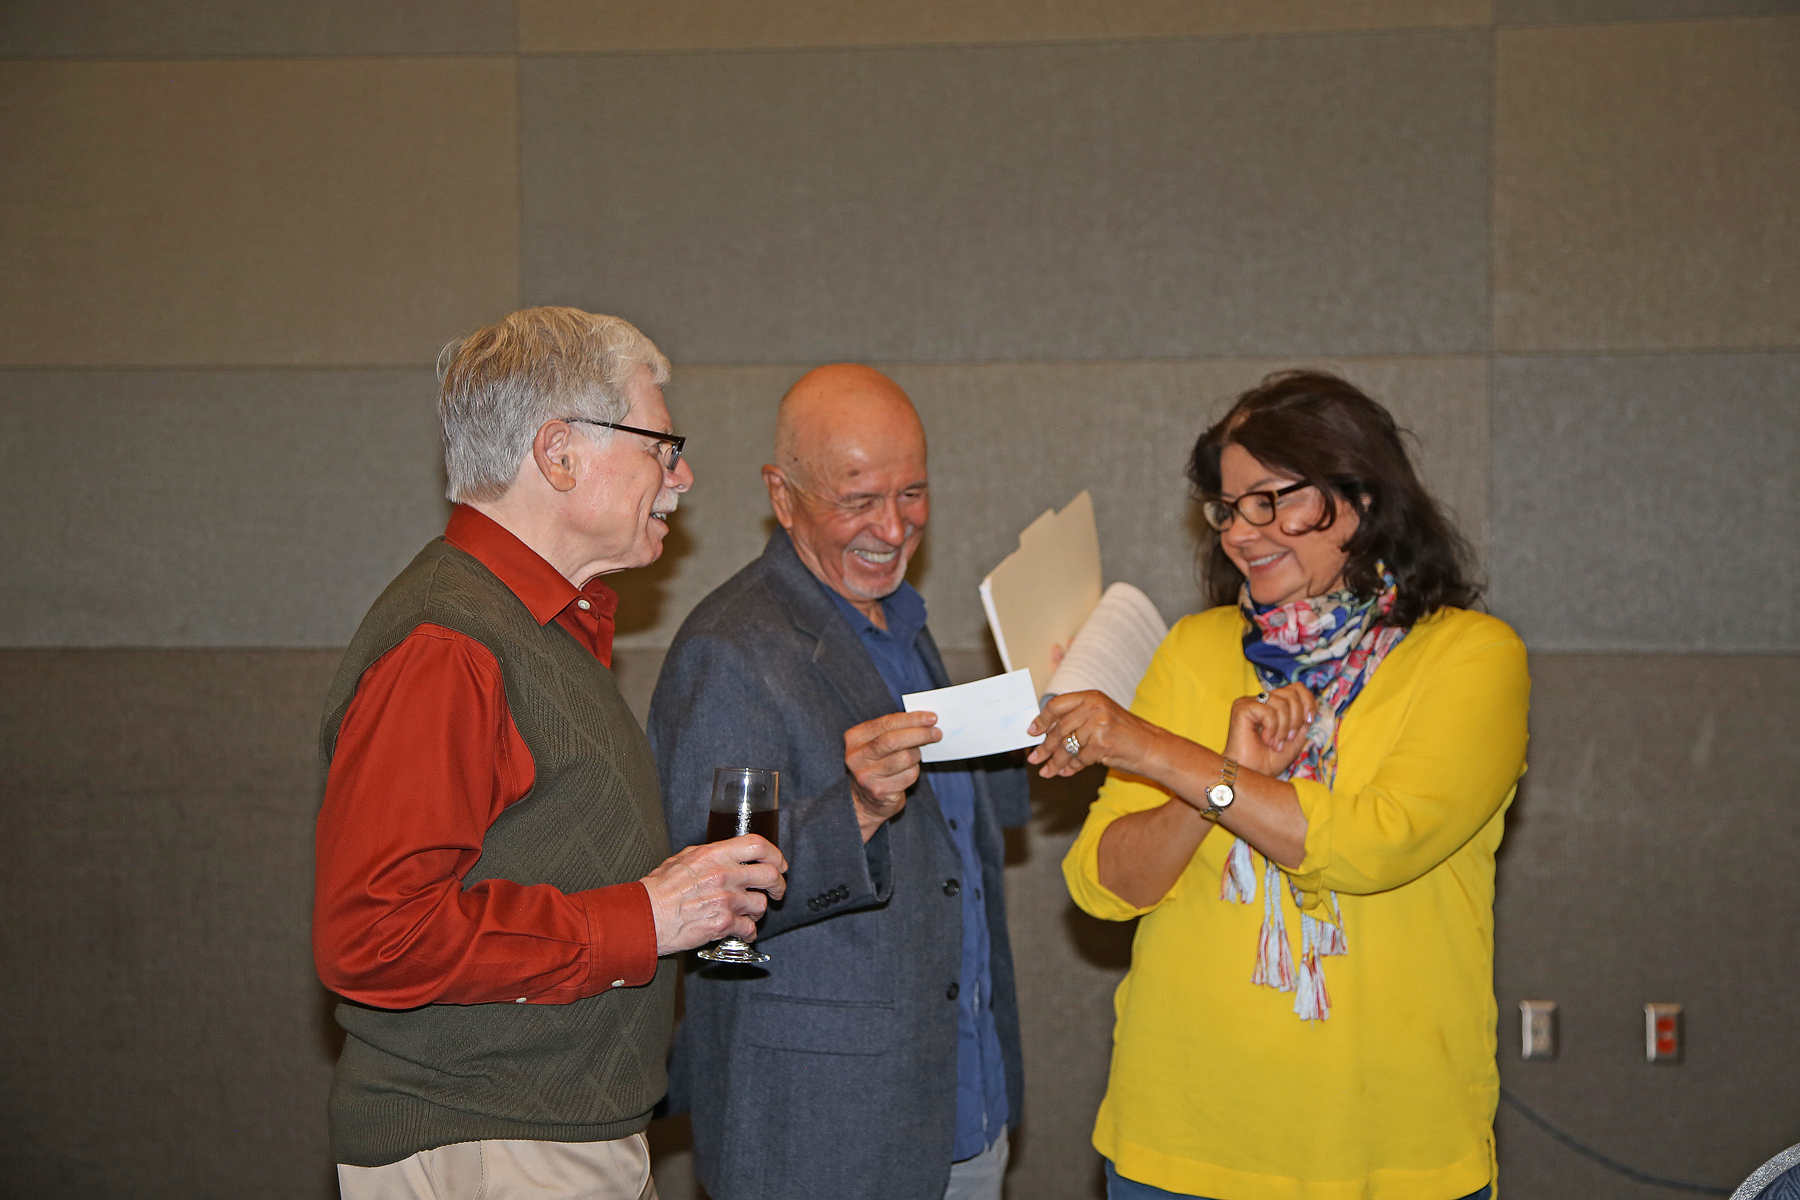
[947,818,958,830]
[515,997,528,1004]
[576,598,591,611]
[943,879,960,896]
[946,982,960,1001]
[612,979,626,988]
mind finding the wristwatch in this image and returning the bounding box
[1201,757,1238,821]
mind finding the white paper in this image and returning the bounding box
[902,668,1043,763]
[1043,582,1170,710]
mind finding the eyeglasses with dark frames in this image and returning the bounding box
[1201,481,1314,531]
[561,418,685,472]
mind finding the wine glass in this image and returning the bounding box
[696,766,780,965]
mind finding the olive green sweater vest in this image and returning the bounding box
[320,537,676,1168]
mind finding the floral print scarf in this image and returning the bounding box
[1218,569,1406,1021]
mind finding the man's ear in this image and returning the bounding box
[533,421,580,494]
[762,465,796,530]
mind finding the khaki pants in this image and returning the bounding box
[338,1134,657,1200]
[943,1133,1010,1200]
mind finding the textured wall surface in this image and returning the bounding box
[1492,655,1800,1198]
[1,1,1795,1198]
[521,33,1494,363]
[0,59,521,366]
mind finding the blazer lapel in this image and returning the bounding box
[761,530,903,726]
[758,531,957,849]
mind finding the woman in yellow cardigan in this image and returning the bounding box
[1031,371,1528,1200]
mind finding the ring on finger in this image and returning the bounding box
[1255,691,1271,704]
[1063,734,1082,756]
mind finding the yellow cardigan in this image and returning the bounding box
[1063,605,1529,1200]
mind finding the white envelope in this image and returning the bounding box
[902,668,1044,763]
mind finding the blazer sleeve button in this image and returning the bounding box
[946,982,960,1000]
[943,879,960,896]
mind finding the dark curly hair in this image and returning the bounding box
[1187,370,1479,629]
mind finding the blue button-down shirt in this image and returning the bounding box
[824,581,1010,1161]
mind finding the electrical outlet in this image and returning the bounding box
[1645,1003,1683,1063]
[1520,1000,1557,1059]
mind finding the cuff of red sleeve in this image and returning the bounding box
[1286,778,1335,915]
[575,881,660,992]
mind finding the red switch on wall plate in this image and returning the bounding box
[1645,1003,1683,1064]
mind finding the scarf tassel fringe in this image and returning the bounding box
[1249,860,1296,991]
[1223,841,1346,1021]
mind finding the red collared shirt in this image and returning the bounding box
[313,505,658,1009]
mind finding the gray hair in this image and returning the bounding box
[437,306,671,503]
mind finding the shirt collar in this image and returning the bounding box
[821,577,929,644]
[443,504,618,626]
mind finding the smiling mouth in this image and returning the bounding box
[851,547,899,565]
[1245,551,1288,569]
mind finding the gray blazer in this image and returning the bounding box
[647,530,1029,1200]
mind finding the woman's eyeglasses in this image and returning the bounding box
[1201,481,1313,531]
[561,417,685,472]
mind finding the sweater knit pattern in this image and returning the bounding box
[320,538,675,1168]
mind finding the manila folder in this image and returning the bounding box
[978,490,1103,699]
[1042,582,1169,711]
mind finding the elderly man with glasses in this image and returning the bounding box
[647,364,1031,1200]
[313,306,785,1200]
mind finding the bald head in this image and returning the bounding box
[764,364,929,626]
[774,364,924,492]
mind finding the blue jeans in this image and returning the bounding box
[1104,1160,1492,1200]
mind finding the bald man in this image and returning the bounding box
[647,366,1029,1200]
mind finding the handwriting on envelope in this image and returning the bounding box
[902,669,1044,764]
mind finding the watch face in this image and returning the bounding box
[1206,783,1235,809]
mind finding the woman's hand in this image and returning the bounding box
[1027,690,1166,778]
[1223,683,1316,778]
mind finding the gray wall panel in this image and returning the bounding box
[4,5,1795,1197]
[0,356,1488,654]
[1489,353,1798,651]
[521,33,1493,364]
[0,0,516,57]
[12,649,1787,1200]
[1499,0,1797,21]
[519,0,1493,53]
[1492,654,1800,1196]
[0,370,450,647]
[0,59,520,367]
[0,649,340,1200]
[1493,19,1800,352]
[619,358,1486,655]
[609,366,802,648]
[899,357,1490,651]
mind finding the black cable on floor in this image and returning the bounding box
[1499,1086,1733,1196]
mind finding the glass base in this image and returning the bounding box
[696,937,769,965]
